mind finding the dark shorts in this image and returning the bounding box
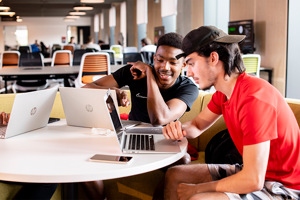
[208,164,300,200]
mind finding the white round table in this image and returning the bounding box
[0,119,187,183]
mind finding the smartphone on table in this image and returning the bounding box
[89,154,133,164]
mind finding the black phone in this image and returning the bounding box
[89,154,133,164]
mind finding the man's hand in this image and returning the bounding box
[0,112,10,126]
[116,89,130,107]
[128,61,152,80]
[162,121,187,140]
[177,183,198,200]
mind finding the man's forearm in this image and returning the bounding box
[146,70,171,125]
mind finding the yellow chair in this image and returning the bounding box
[74,52,111,88]
[242,54,261,77]
[110,45,123,58]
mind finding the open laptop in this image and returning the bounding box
[104,89,181,153]
[0,88,57,139]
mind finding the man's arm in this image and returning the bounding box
[163,106,222,140]
[0,112,10,126]
[83,75,130,107]
[177,141,270,199]
[146,69,187,125]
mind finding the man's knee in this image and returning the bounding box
[165,165,185,183]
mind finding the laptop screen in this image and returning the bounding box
[106,93,123,144]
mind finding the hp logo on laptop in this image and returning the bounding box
[30,107,37,115]
[86,104,93,112]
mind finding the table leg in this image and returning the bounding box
[269,70,273,85]
[64,76,70,87]
[4,77,7,94]
[61,183,78,200]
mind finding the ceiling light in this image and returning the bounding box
[69,11,86,15]
[17,18,23,22]
[0,6,10,10]
[80,0,104,3]
[64,18,76,22]
[73,5,93,10]
[0,12,15,15]
[65,15,80,19]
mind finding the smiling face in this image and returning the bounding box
[185,52,217,90]
[153,45,185,90]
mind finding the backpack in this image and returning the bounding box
[205,129,243,165]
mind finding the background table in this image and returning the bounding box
[0,65,124,93]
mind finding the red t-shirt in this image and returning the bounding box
[208,72,300,190]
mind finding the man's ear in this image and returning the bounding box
[181,61,187,70]
[210,51,219,66]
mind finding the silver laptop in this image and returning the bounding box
[0,88,57,139]
[60,87,124,130]
[104,89,181,154]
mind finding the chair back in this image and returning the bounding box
[242,54,261,77]
[101,50,115,65]
[124,46,138,53]
[123,53,144,64]
[51,50,72,67]
[110,45,123,58]
[77,52,110,86]
[18,46,31,53]
[1,51,20,68]
[100,44,110,50]
[19,52,44,67]
[63,45,75,54]
[73,49,94,66]
[140,51,155,66]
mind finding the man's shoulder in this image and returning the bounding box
[177,76,198,88]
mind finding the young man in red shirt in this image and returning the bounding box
[162,26,300,200]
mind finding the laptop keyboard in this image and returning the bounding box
[128,134,155,151]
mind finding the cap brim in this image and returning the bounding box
[175,53,187,60]
[215,35,246,43]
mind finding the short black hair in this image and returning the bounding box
[156,32,183,52]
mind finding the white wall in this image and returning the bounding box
[286,0,300,98]
[204,0,230,33]
[0,16,91,52]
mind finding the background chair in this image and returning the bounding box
[72,49,94,66]
[242,54,261,77]
[140,51,155,66]
[51,50,72,67]
[14,52,48,92]
[18,46,31,54]
[74,52,111,88]
[100,44,110,50]
[1,51,20,69]
[63,44,75,54]
[110,45,123,58]
[0,51,20,93]
[123,52,144,65]
[51,44,62,58]
[101,50,115,65]
[124,46,138,53]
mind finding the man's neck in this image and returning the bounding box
[214,72,240,100]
